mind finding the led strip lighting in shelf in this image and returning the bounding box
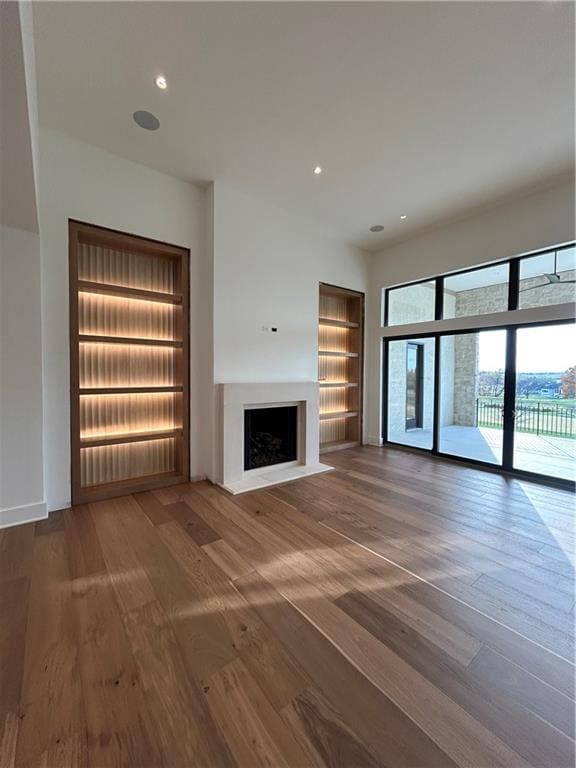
[79,335,182,347]
[78,281,182,304]
[80,428,182,448]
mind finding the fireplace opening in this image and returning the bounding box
[244,406,298,471]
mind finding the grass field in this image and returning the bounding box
[480,396,576,407]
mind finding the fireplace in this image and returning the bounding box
[218,382,332,494]
[244,406,298,471]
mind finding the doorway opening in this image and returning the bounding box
[406,343,424,430]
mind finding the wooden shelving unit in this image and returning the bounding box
[69,220,190,504]
[318,283,364,453]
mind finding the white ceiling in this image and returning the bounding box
[32,1,575,251]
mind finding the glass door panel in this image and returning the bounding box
[513,324,576,481]
[438,330,506,465]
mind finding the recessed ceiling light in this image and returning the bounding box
[313,166,323,175]
[400,214,407,220]
[369,224,384,233]
[155,75,167,90]
[133,110,160,131]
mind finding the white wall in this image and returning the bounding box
[32,136,370,508]
[213,182,369,381]
[210,181,370,478]
[366,179,576,442]
[0,3,45,526]
[0,225,46,525]
[0,2,39,233]
[38,130,207,511]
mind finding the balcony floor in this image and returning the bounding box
[389,425,576,481]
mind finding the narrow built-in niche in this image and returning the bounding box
[318,283,364,452]
[69,221,190,504]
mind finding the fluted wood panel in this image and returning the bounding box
[79,293,175,340]
[80,393,178,439]
[79,243,175,294]
[80,343,175,388]
[318,355,349,383]
[320,418,347,444]
[80,437,176,486]
[318,326,353,353]
[319,293,349,322]
[320,386,348,414]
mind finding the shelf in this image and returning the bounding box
[319,284,363,451]
[79,471,186,502]
[319,317,359,329]
[79,386,182,395]
[78,280,182,304]
[320,439,359,454]
[319,382,358,388]
[81,429,182,448]
[71,220,190,504]
[320,410,358,420]
[79,334,182,348]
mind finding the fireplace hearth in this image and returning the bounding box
[244,406,298,471]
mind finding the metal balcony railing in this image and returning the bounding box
[476,398,576,439]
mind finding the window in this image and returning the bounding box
[519,247,576,310]
[384,244,575,328]
[387,281,436,326]
[443,263,509,319]
[382,242,575,486]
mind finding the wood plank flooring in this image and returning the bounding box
[1,446,574,767]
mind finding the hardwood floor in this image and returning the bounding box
[1,446,574,767]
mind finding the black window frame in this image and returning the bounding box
[383,242,575,326]
[381,242,576,490]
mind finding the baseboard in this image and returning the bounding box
[0,501,48,529]
[367,436,383,446]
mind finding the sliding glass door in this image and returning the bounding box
[513,323,576,482]
[384,321,576,485]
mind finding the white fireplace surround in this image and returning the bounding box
[217,382,332,494]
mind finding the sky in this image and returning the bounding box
[478,325,576,373]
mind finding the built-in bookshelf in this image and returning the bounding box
[69,221,189,504]
[318,283,364,453]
